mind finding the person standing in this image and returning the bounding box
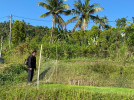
[27,51,36,83]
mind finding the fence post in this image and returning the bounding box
[37,44,43,90]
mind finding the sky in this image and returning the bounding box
[0,0,133,30]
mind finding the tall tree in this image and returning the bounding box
[0,22,10,38]
[72,0,104,44]
[38,0,70,44]
[116,18,127,28]
[12,20,26,45]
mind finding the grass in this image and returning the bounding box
[1,57,134,88]
[34,58,134,88]
[0,84,134,100]
[1,58,134,99]
[40,84,134,94]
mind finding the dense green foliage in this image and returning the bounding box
[12,20,25,43]
[0,22,10,37]
[0,1,133,61]
[116,18,127,28]
[0,21,134,62]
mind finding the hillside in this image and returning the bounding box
[1,58,134,99]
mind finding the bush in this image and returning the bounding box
[0,64,27,85]
[42,43,93,59]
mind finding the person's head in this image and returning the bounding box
[32,51,36,56]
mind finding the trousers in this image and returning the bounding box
[27,69,34,82]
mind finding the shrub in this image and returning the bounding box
[0,64,27,85]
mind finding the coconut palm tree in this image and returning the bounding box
[72,0,104,44]
[38,0,70,44]
[95,16,109,30]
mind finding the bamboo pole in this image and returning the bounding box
[37,44,42,90]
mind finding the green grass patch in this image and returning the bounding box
[0,84,134,100]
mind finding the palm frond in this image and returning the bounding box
[62,4,70,9]
[90,3,100,8]
[57,15,66,27]
[90,7,104,13]
[73,16,83,32]
[38,2,51,10]
[63,10,72,15]
[66,16,79,25]
[89,15,100,24]
[85,0,90,8]
[72,9,80,15]
[40,12,51,17]
[73,1,82,11]
[56,5,70,14]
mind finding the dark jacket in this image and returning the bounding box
[28,55,36,70]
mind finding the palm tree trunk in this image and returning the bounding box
[50,20,54,44]
[82,28,85,44]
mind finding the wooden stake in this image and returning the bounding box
[37,44,42,90]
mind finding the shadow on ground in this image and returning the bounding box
[34,67,51,82]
